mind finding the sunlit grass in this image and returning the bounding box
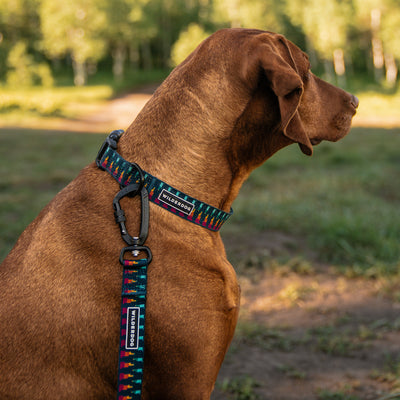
[0,69,169,121]
[355,90,400,121]
[0,85,113,121]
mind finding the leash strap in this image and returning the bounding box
[117,254,150,400]
[111,171,152,400]
[96,130,233,232]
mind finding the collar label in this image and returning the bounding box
[157,189,194,215]
[125,307,140,350]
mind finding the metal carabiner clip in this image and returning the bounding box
[113,182,149,247]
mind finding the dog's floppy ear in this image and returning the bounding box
[244,38,313,156]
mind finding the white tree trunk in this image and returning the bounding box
[112,44,126,81]
[72,57,86,86]
[371,8,384,82]
[333,48,346,87]
[384,53,398,87]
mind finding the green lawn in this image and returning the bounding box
[225,127,400,271]
[1,127,399,275]
[0,129,107,261]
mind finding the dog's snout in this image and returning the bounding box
[350,94,359,109]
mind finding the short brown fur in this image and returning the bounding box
[0,29,358,399]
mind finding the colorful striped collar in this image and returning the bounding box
[96,130,232,232]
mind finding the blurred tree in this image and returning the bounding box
[286,0,353,85]
[0,0,40,79]
[40,0,107,85]
[6,41,35,86]
[6,41,53,87]
[100,0,158,79]
[0,0,398,89]
[354,0,385,82]
[151,0,207,68]
[170,23,210,66]
[211,0,282,32]
[354,0,400,85]
[379,0,400,85]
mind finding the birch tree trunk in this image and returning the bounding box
[72,57,86,86]
[112,43,126,81]
[333,48,346,87]
[384,53,398,87]
[371,8,384,82]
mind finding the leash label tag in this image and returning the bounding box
[158,189,194,215]
[125,307,140,350]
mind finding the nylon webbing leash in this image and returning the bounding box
[96,130,233,399]
[114,180,151,400]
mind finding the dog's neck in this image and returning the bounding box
[118,77,288,213]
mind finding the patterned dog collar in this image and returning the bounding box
[96,130,232,232]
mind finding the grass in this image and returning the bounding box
[233,316,391,359]
[309,325,366,356]
[0,69,169,122]
[233,320,297,351]
[355,90,400,121]
[224,127,400,272]
[317,389,360,400]
[0,129,106,261]
[0,85,113,118]
[371,353,400,392]
[277,364,307,379]
[219,376,261,400]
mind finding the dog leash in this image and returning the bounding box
[96,130,233,400]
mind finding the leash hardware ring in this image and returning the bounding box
[120,245,152,266]
[121,162,145,195]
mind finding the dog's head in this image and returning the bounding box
[177,28,358,172]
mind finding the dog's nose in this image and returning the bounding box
[350,94,359,108]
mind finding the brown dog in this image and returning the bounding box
[0,28,358,399]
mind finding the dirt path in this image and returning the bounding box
[78,84,158,132]
[212,267,400,399]
[0,85,156,133]
[207,230,400,400]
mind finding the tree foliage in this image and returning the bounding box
[171,23,210,66]
[0,0,399,86]
[40,0,107,85]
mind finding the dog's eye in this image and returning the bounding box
[287,87,302,98]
